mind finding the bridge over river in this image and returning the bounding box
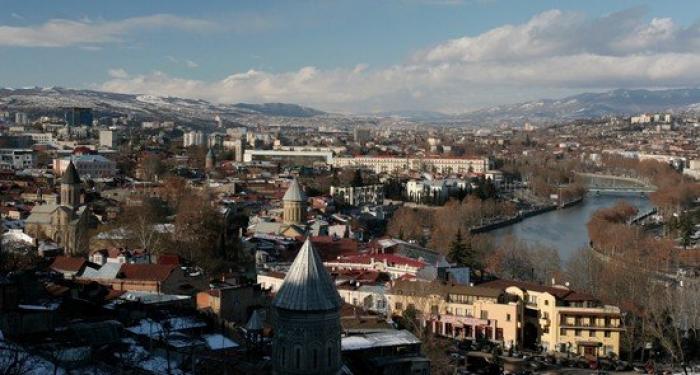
[575,172,656,193]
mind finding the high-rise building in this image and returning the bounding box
[65,107,93,127]
[353,128,371,145]
[271,238,342,375]
[99,130,113,148]
[14,112,28,125]
[183,130,205,147]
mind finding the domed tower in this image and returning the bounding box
[272,238,342,375]
[60,160,81,209]
[282,179,306,225]
[205,148,215,170]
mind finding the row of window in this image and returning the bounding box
[560,328,612,338]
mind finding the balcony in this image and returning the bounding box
[559,322,623,331]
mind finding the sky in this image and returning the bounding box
[2,0,700,113]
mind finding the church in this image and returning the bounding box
[25,161,90,255]
[271,238,343,374]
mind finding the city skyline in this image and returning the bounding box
[3,0,700,113]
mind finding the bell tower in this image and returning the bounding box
[60,160,81,209]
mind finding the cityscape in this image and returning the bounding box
[0,1,699,375]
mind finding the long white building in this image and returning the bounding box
[333,156,490,174]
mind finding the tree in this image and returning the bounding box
[448,229,468,266]
[351,169,364,187]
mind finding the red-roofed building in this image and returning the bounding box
[109,263,206,295]
[50,256,87,278]
[309,236,359,260]
[325,253,428,280]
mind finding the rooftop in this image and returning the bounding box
[271,238,342,311]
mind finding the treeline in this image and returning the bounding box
[602,155,700,213]
[587,201,674,268]
[569,201,700,366]
[386,196,517,251]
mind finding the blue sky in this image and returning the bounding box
[2,0,700,112]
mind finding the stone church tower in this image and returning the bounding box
[60,160,81,208]
[272,238,342,375]
[282,179,306,225]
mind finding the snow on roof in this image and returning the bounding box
[341,330,421,351]
[203,334,239,350]
[126,317,206,338]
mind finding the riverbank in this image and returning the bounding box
[488,193,654,260]
[470,197,584,235]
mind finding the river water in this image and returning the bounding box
[488,193,654,260]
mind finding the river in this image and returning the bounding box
[488,193,654,260]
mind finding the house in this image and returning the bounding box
[50,256,87,278]
[110,263,206,295]
[196,283,266,324]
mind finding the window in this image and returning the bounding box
[506,314,511,322]
[295,347,301,369]
[543,312,549,319]
[395,302,403,310]
[544,300,549,306]
[431,305,439,315]
[480,310,488,319]
[604,331,611,338]
[313,348,318,369]
[560,328,566,336]
[575,329,581,337]
[496,328,504,340]
[589,330,594,337]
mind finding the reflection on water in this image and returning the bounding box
[488,193,654,260]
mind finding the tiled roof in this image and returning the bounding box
[272,238,342,311]
[50,256,86,273]
[118,263,177,282]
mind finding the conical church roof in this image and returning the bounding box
[272,238,342,311]
[282,178,305,202]
[61,160,81,184]
[245,310,263,331]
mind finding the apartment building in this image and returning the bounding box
[386,280,521,350]
[0,149,36,170]
[333,156,490,174]
[479,279,622,357]
[330,184,384,206]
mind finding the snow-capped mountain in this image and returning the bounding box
[452,88,700,125]
[0,87,326,126]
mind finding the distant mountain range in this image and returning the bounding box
[0,87,326,127]
[372,89,700,124]
[3,87,700,126]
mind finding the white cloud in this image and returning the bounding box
[0,14,218,47]
[101,8,700,112]
[184,60,199,68]
[108,68,129,79]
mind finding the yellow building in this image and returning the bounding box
[479,280,622,357]
[386,281,522,350]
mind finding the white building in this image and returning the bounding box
[183,130,205,147]
[99,130,114,148]
[0,149,35,170]
[333,156,490,174]
[24,132,54,144]
[330,184,384,207]
[54,154,117,179]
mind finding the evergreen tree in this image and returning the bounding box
[448,229,468,265]
[351,169,364,187]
